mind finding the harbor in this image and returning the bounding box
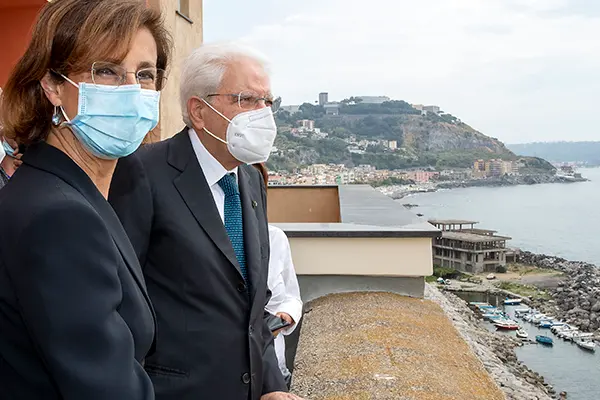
[451,291,600,399]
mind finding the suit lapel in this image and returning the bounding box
[169,131,245,281]
[238,166,264,303]
[21,142,156,331]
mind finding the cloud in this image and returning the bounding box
[207,0,600,143]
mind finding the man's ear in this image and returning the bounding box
[40,72,64,107]
[188,96,206,130]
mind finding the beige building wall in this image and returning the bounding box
[288,236,434,277]
[147,0,203,141]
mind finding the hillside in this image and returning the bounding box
[268,101,529,172]
[508,141,600,166]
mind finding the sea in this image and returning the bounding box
[408,167,600,265]
[407,167,600,399]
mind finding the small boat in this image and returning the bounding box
[436,277,445,284]
[575,338,596,351]
[477,304,497,310]
[539,320,554,329]
[561,330,580,340]
[536,335,553,345]
[504,298,523,306]
[514,307,531,314]
[495,320,520,330]
[531,314,547,324]
[483,314,505,321]
[516,329,529,339]
[486,273,496,280]
[469,302,489,306]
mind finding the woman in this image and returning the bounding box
[254,163,303,388]
[0,0,171,398]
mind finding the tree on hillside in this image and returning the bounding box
[298,103,325,120]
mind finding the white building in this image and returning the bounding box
[357,96,391,104]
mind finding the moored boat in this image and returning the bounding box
[539,320,554,329]
[575,338,596,351]
[495,320,520,330]
[516,329,529,339]
[536,335,553,345]
[504,298,523,306]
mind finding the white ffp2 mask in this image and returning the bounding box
[201,99,277,164]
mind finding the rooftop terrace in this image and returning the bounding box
[292,292,505,400]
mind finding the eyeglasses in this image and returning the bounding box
[206,92,282,112]
[90,61,166,90]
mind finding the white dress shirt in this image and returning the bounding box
[188,128,238,223]
[265,225,303,374]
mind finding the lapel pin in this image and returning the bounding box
[252,200,258,208]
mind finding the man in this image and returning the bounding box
[109,43,302,400]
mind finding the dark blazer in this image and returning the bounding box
[109,129,287,400]
[0,142,156,399]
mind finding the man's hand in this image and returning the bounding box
[273,312,295,337]
[261,392,305,400]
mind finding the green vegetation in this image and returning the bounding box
[271,98,526,172]
[496,281,552,301]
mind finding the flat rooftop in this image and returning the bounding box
[463,228,498,234]
[428,219,479,225]
[292,292,504,400]
[441,231,512,243]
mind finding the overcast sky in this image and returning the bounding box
[203,0,600,144]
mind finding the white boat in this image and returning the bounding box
[575,338,596,351]
[486,273,496,280]
[514,307,531,314]
[558,328,578,339]
[552,324,570,334]
[562,330,582,341]
[531,314,547,324]
[516,329,529,339]
[504,298,523,306]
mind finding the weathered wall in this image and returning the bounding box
[0,4,44,86]
[147,0,203,141]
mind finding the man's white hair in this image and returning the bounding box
[180,42,271,127]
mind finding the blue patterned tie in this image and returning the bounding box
[218,173,248,282]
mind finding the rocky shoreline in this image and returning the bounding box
[425,284,556,400]
[386,174,588,200]
[519,251,600,335]
[436,174,587,190]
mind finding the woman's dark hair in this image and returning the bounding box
[1,0,172,145]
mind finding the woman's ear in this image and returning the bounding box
[40,72,63,107]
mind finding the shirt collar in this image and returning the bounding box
[188,128,238,187]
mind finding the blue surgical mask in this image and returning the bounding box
[2,140,15,158]
[59,76,160,159]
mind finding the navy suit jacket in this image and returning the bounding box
[109,129,287,400]
[0,142,156,399]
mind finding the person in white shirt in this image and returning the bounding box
[265,224,303,388]
[253,163,303,388]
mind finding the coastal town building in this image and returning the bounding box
[280,105,301,114]
[473,159,519,178]
[0,0,203,141]
[298,119,315,131]
[318,92,329,106]
[429,219,511,273]
[324,103,340,115]
[356,95,390,104]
